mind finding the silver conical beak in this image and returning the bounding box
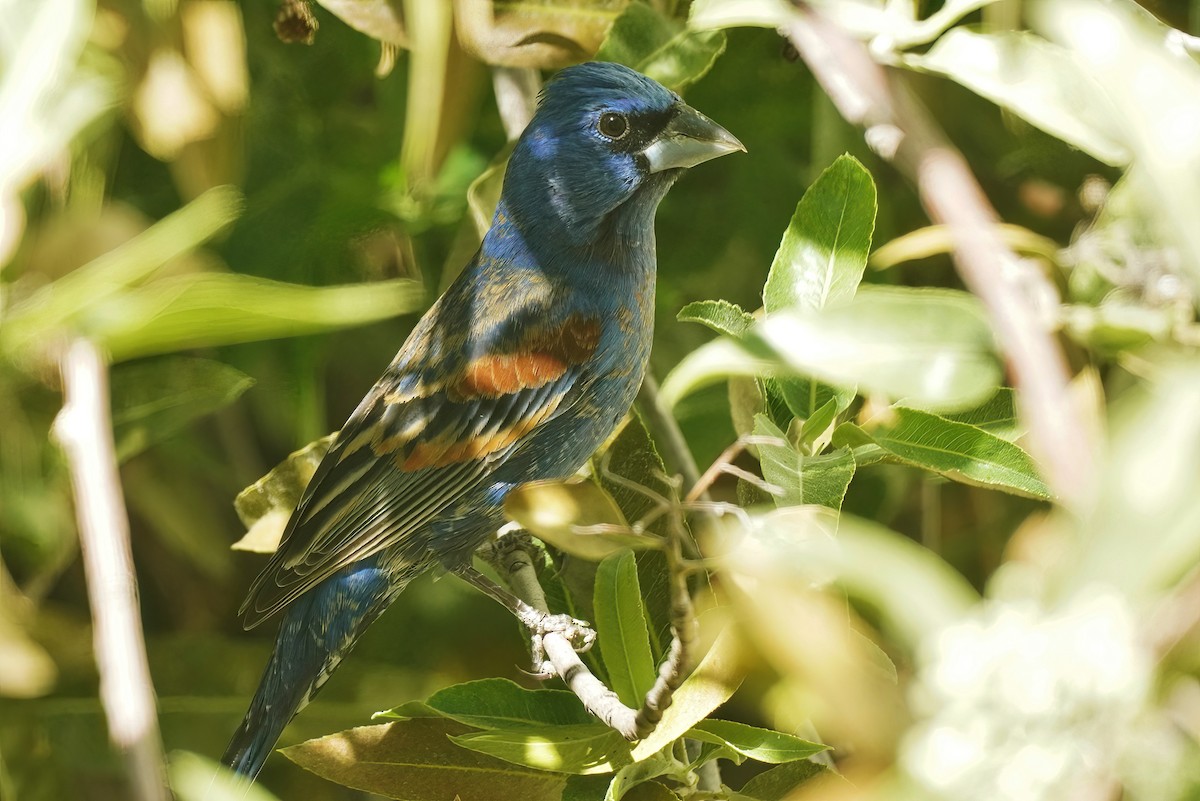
[641,103,746,173]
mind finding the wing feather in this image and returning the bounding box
[239,310,603,628]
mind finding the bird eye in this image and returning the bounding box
[597,111,629,140]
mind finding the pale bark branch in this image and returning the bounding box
[54,339,168,801]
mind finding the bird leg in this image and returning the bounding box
[453,563,596,678]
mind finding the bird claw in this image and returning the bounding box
[527,612,596,677]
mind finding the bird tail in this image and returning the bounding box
[222,558,411,781]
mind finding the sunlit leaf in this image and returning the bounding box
[688,0,795,31]
[170,751,282,801]
[687,719,826,763]
[88,273,424,361]
[0,0,115,267]
[505,478,659,561]
[821,515,980,646]
[1066,365,1200,600]
[283,719,569,799]
[605,749,689,801]
[466,149,510,238]
[728,508,978,648]
[797,396,840,449]
[629,628,744,761]
[232,434,334,553]
[455,0,630,69]
[763,154,876,316]
[452,722,633,775]
[596,1,726,91]
[0,603,56,698]
[901,29,1129,166]
[2,186,243,359]
[1062,301,1172,354]
[658,337,775,410]
[839,407,1051,499]
[677,299,754,338]
[377,678,593,728]
[871,223,1061,270]
[752,286,1001,412]
[110,356,254,462]
[754,415,855,511]
[594,550,657,707]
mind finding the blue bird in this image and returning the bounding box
[222,62,743,781]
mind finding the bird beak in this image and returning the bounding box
[642,103,746,173]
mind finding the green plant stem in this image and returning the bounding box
[637,371,704,497]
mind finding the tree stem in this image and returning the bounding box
[54,339,168,801]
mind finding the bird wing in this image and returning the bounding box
[239,308,603,628]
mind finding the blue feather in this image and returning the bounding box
[224,61,741,780]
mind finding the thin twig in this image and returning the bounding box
[483,533,643,739]
[638,371,705,498]
[54,339,168,801]
[783,3,1093,508]
[633,503,696,735]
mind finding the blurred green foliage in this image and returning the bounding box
[6,0,1200,799]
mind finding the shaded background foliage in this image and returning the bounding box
[5,0,1200,799]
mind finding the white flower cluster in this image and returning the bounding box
[901,591,1152,801]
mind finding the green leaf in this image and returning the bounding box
[87,273,425,361]
[283,719,569,799]
[677,299,754,338]
[845,407,1051,499]
[594,550,657,707]
[731,511,979,649]
[457,0,629,70]
[605,749,689,801]
[798,396,840,449]
[596,1,726,91]
[824,515,980,647]
[737,760,827,801]
[942,387,1020,440]
[776,377,855,426]
[2,186,243,357]
[658,337,776,410]
[452,722,633,775]
[1066,365,1200,599]
[232,434,335,553]
[622,780,680,801]
[687,720,826,764]
[763,154,877,315]
[377,678,593,729]
[0,592,56,698]
[505,478,659,562]
[901,29,1129,166]
[596,415,674,660]
[629,628,744,761]
[754,415,856,511]
[689,0,795,31]
[169,751,283,801]
[751,286,1001,412]
[110,357,254,462]
[466,149,511,239]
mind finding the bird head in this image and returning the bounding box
[503,62,744,247]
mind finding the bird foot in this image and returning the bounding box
[526,612,596,679]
